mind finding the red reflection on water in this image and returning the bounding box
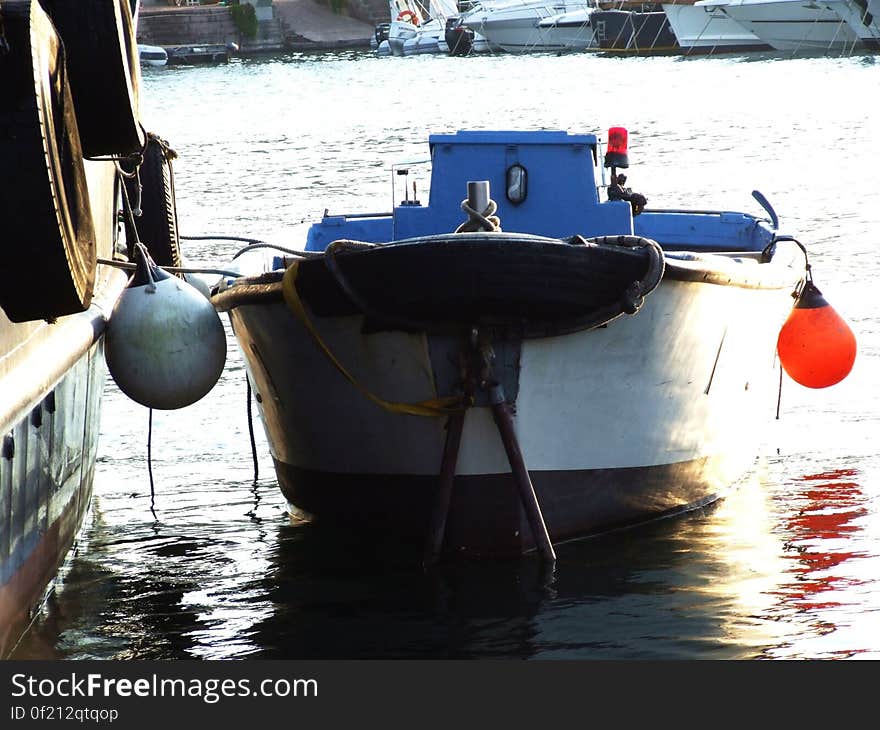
[775,468,867,611]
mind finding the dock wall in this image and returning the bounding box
[345,0,392,26]
[139,7,238,46]
[137,2,377,53]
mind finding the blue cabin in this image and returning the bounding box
[305,130,775,254]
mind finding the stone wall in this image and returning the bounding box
[137,6,285,52]
[137,7,240,46]
[347,0,391,26]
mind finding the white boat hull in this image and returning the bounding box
[714,0,862,51]
[138,43,167,67]
[463,5,569,53]
[228,267,796,555]
[390,19,447,56]
[403,28,445,55]
[388,19,418,55]
[821,0,880,47]
[663,4,770,51]
[537,10,598,51]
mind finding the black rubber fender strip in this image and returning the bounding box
[39,0,144,157]
[0,0,97,323]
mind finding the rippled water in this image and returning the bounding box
[13,49,880,659]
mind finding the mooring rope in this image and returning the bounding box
[281,260,464,418]
[776,364,784,420]
[96,257,241,279]
[246,376,259,482]
[182,234,266,244]
[231,242,324,261]
[455,198,501,233]
[147,408,157,519]
[576,234,666,313]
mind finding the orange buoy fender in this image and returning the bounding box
[0,0,97,323]
[777,280,856,389]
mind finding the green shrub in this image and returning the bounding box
[230,4,258,38]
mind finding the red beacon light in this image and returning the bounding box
[604,126,629,169]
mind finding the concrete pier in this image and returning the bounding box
[274,0,375,50]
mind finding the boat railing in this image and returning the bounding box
[641,207,763,217]
[323,211,394,220]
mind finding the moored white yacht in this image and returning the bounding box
[697,0,862,52]
[535,6,599,51]
[662,1,771,52]
[820,0,880,49]
[461,0,597,53]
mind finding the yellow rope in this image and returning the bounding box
[281,261,464,418]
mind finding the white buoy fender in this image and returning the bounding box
[106,249,227,409]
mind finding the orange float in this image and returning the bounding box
[777,278,856,389]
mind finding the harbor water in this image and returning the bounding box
[12,49,880,659]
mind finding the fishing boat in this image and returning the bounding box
[0,0,142,656]
[212,127,850,561]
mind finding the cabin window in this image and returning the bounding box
[506,164,528,205]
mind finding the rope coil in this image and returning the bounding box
[456,198,502,233]
[574,234,665,314]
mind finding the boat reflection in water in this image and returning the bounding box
[246,467,863,659]
[9,455,876,659]
[765,467,875,658]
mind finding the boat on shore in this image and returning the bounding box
[0,0,144,656]
[212,127,832,560]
